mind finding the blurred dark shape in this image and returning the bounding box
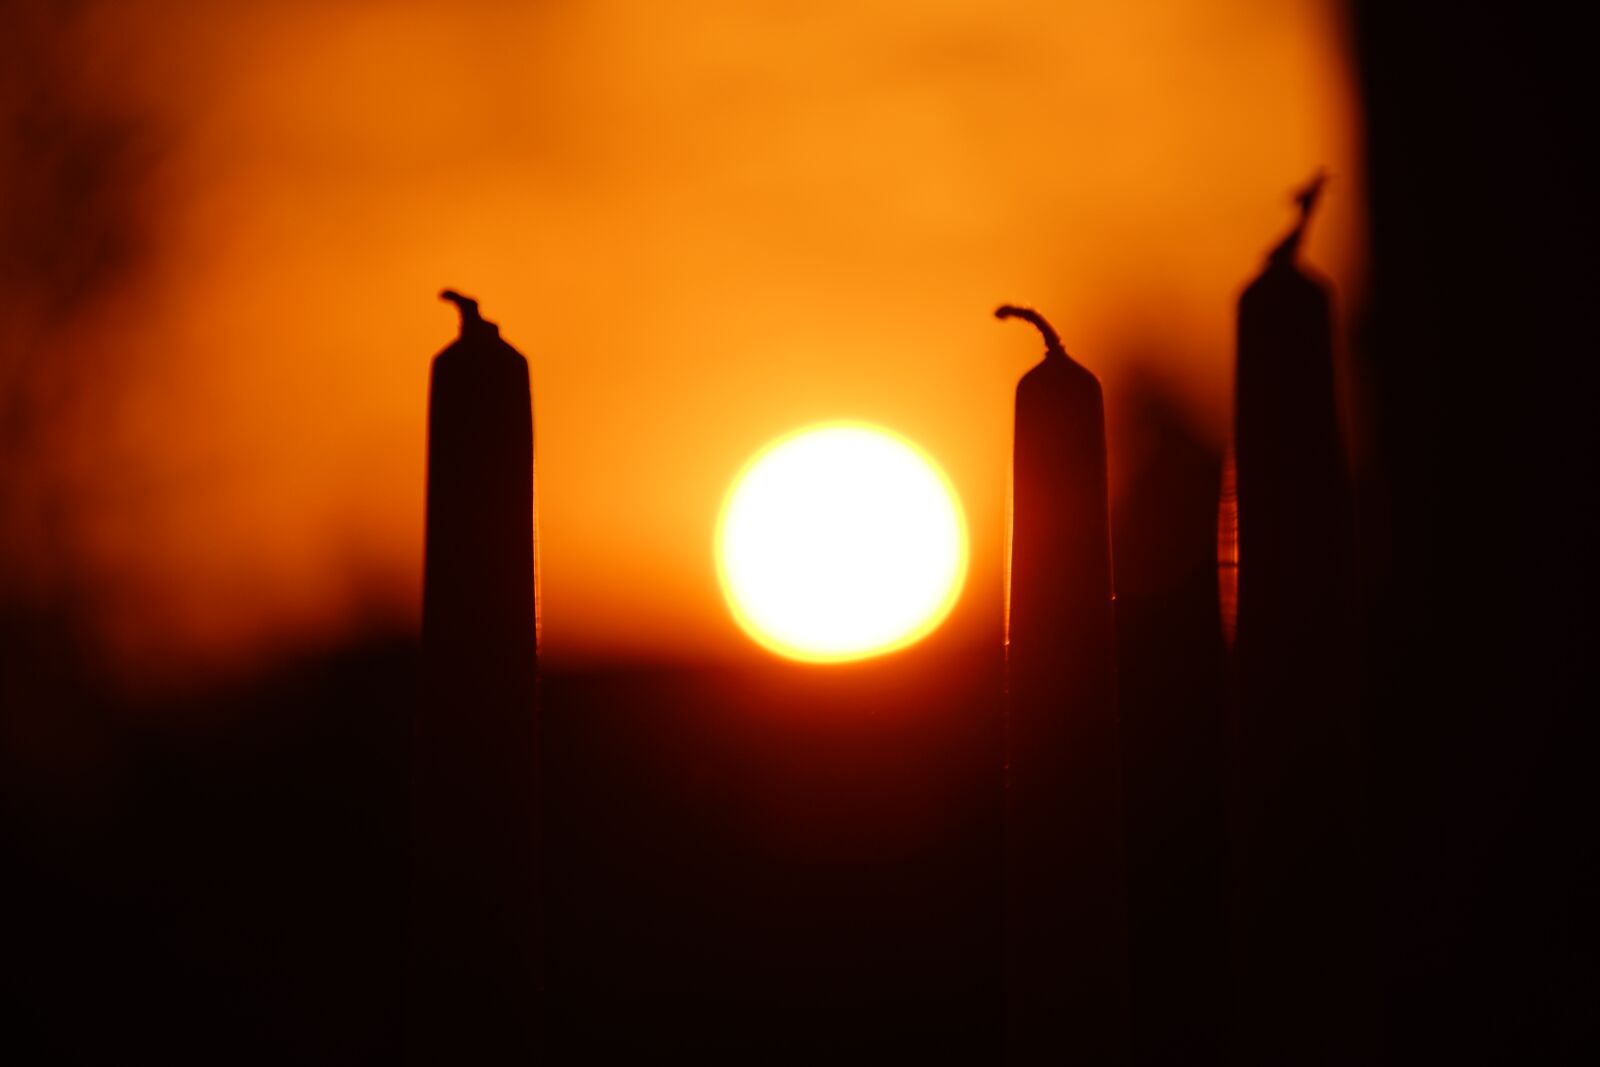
[1110,374,1229,1067]
[1267,169,1327,265]
[1354,3,1595,1062]
[1228,180,1374,1064]
[410,291,540,1062]
[0,3,153,322]
[1,621,411,1065]
[996,304,1129,1064]
[0,1,165,607]
[541,646,1004,1064]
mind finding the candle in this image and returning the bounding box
[411,290,540,1061]
[1229,177,1369,1063]
[997,305,1129,1064]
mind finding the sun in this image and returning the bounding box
[716,422,968,663]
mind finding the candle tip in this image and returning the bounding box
[995,304,1066,358]
[1269,169,1329,264]
[440,289,497,336]
[1294,168,1329,219]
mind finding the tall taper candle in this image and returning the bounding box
[998,305,1129,1065]
[1230,176,1370,1065]
[411,290,540,1063]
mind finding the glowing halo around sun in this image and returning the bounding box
[715,422,968,663]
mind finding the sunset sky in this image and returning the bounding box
[1,0,1363,684]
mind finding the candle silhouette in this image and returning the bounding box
[410,290,540,1062]
[997,305,1129,1065]
[1229,177,1370,1064]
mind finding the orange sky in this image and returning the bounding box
[2,0,1363,683]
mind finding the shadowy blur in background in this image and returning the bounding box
[0,0,1361,684]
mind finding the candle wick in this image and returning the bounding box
[440,288,499,338]
[995,304,1067,359]
[1269,168,1329,265]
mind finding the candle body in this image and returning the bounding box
[1231,256,1368,1063]
[1004,353,1129,1064]
[411,322,540,1062]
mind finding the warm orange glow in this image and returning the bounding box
[717,423,967,662]
[0,0,1365,682]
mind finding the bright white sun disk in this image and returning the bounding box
[716,423,967,662]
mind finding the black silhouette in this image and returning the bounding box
[410,291,540,1062]
[1112,377,1230,1067]
[1350,7,1594,1062]
[997,305,1129,1064]
[538,651,1003,1063]
[1227,181,1373,1064]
